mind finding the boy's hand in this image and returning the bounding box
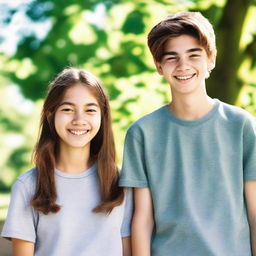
[245,180,256,255]
[132,187,154,256]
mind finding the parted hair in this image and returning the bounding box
[148,11,217,62]
[31,67,124,214]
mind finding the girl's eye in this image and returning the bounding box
[86,109,97,113]
[61,108,73,112]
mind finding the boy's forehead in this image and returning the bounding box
[164,35,205,53]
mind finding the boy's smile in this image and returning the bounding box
[174,74,195,80]
[155,34,215,96]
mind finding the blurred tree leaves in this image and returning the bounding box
[2,0,255,105]
[122,9,146,34]
[0,77,41,189]
[0,0,256,190]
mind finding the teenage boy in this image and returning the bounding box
[119,12,256,255]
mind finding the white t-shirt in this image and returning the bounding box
[1,164,133,256]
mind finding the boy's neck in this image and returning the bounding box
[56,148,91,174]
[169,93,215,121]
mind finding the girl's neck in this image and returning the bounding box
[169,92,214,121]
[56,147,92,174]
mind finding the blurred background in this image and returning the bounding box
[0,0,256,254]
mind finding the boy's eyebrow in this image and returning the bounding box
[59,102,99,107]
[186,48,203,53]
[162,51,178,56]
[162,48,203,56]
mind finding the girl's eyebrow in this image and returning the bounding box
[59,102,99,107]
[86,103,99,108]
[59,102,74,107]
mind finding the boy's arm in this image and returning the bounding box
[245,180,256,255]
[12,238,34,256]
[122,237,131,256]
[132,187,154,256]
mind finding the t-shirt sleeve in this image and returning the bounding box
[119,127,149,188]
[1,179,37,242]
[243,116,256,181]
[120,188,133,237]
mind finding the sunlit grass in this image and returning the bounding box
[0,193,10,221]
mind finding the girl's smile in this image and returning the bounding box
[68,129,90,136]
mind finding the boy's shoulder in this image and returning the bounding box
[128,105,168,132]
[126,100,255,135]
[219,100,255,123]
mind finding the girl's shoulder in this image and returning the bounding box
[16,168,36,184]
[12,168,37,195]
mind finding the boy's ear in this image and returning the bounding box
[154,59,163,75]
[208,56,216,71]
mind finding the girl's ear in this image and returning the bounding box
[47,111,55,132]
[47,111,53,124]
[154,59,163,75]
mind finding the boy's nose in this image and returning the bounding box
[176,58,190,71]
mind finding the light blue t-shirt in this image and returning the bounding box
[119,99,256,256]
[2,164,132,256]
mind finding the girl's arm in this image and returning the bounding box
[12,238,34,256]
[132,187,154,256]
[122,236,131,256]
[245,180,256,256]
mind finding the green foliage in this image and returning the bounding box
[0,193,10,221]
[122,9,146,34]
[0,0,255,191]
[0,76,41,190]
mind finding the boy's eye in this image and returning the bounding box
[190,54,200,58]
[166,56,177,61]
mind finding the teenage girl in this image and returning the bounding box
[1,67,132,256]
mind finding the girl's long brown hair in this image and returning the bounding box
[31,67,124,214]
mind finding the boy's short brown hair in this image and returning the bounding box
[148,12,217,62]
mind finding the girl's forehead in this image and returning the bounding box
[62,84,98,104]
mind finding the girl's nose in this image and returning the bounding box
[71,112,87,125]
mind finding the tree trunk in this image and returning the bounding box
[207,0,251,104]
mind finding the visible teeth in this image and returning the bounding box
[176,74,194,80]
[69,130,87,135]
